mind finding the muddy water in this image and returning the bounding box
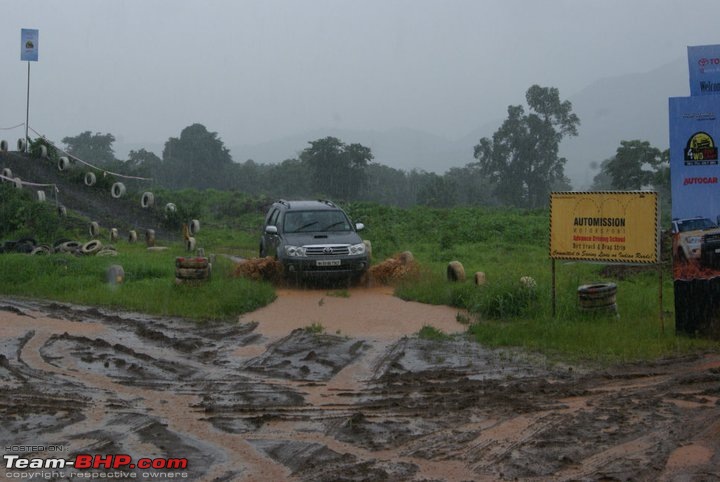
[1,293,720,481]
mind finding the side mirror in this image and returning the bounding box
[355,223,365,232]
[265,225,278,235]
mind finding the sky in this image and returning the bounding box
[2,0,720,165]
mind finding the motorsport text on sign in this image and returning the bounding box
[549,192,659,264]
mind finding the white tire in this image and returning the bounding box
[39,145,48,158]
[36,191,46,202]
[186,236,196,252]
[189,219,200,235]
[13,177,22,189]
[58,157,70,171]
[84,172,96,186]
[0,140,8,152]
[57,206,67,217]
[128,230,138,243]
[447,261,466,282]
[165,203,177,214]
[141,191,154,208]
[145,229,156,247]
[17,138,26,151]
[111,182,126,198]
[81,240,103,255]
[1,168,12,180]
[89,221,100,238]
[474,272,487,286]
[109,228,119,242]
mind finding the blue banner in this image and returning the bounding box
[21,28,39,62]
[688,45,720,96]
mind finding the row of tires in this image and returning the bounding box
[0,237,117,256]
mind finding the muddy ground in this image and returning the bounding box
[1,288,719,481]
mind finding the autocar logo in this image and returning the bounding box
[323,247,334,254]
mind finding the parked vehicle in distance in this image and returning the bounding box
[260,199,368,281]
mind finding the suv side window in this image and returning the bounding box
[268,208,280,227]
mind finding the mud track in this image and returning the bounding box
[1,289,719,481]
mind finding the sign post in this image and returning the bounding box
[20,28,39,153]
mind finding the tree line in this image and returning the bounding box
[59,85,668,209]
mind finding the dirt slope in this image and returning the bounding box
[0,151,170,238]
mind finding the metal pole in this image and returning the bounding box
[552,258,556,318]
[659,262,664,334]
[25,62,30,152]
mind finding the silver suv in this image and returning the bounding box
[260,200,368,280]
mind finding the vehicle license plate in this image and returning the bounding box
[316,259,341,267]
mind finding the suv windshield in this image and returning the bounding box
[283,210,351,233]
[677,218,717,232]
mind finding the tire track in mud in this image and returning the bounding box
[2,295,720,481]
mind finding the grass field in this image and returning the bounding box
[0,190,717,363]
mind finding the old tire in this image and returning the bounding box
[128,230,138,243]
[176,256,209,269]
[81,240,103,255]
[186,237,197,252]
[13,177,22,189]
[0,140,7,152]
[145,229,156,247]
[57,205,67,217]
[398,250,414,265]
[36,190,46,202]
[30,245,51,256]
[84,172,97,186]
[176,267,210,280]
[165,203,176,215]
[58,157,70,171]
[109,228,119,242]
[111,182,126,199]
[17,138,26,151]
[56,241,81,253]
[447,261,466,282]
[141,192,154,208]
[474,271,486,286]
[189,219,200,235]
[39,145,48,158]
[578,283,617,312]
[89,221,100,238]
[106,265,125,284]
[2,168,12,180]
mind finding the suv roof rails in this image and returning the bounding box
[318,199,336,208]
[277,199,291,208]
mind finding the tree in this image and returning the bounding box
[600,140,662,190]
[473,85,579,208]
[161,123,233,189]
[62,131,116,165]
[300,137,372,199]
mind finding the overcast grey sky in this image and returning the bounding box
[2,0,719,159]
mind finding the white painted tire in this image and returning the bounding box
[186,236,196,252]
[0,140,8,152]
[57,206,67,217]
[106,264,125,285]
[39,145,48,158]
[474,272,487,286]
[17,138,26,151]
[111,182,126,198]
[1,168,12,180]
[109,228,119,242]
[89,221,100,238]
[13,177,22,189]
[165,203,176,214]
[84,172,96,186]
[128,230,138,243]
[36,191,46,202]
[81,240,103,255]
[58,157,70,171]
[141,191,154,208]
[145,229,156,247]
[189,219,200,235]
[447,261,466,282]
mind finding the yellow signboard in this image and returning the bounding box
[550,191,659,264]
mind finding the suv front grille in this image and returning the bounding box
[305,245,350,256]
[704,233,720,244]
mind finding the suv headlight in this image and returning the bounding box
[285,245,307,257]
[687,236,702,245]
[349,243,366,255]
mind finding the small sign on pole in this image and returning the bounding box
[21,29,39,62]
